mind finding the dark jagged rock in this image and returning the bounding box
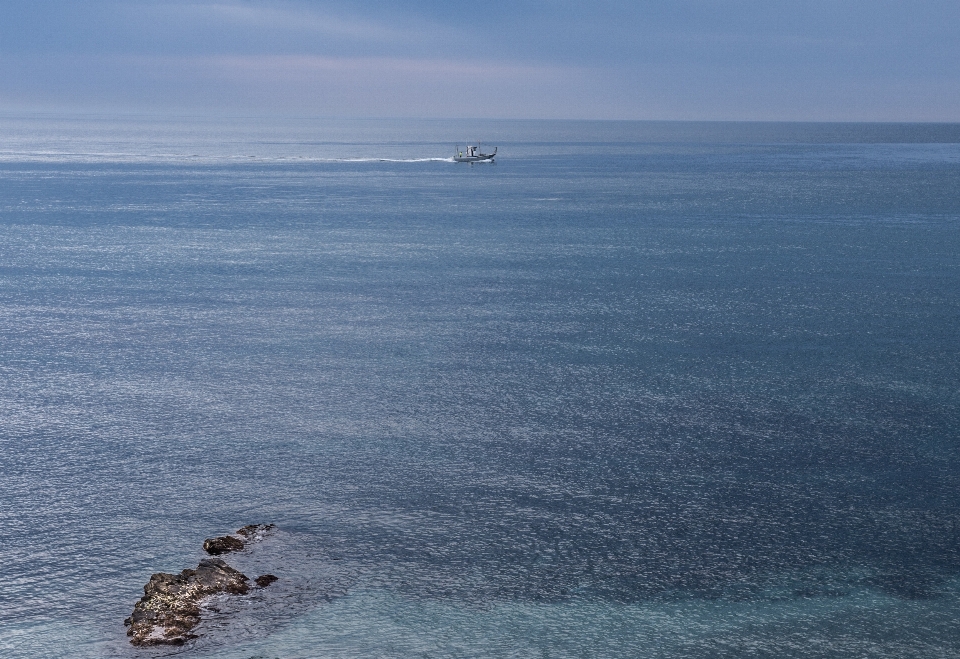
[202,535,245,555]
[126,525,279,645]
[255,574,278,588]
[203,524,275,555]
[125,558,250,646]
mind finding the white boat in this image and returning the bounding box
[454,143,496,162]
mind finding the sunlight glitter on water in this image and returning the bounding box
[2,116,959,658]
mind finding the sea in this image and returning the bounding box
[2,115,959,658]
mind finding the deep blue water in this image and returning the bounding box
[2,116,960,657]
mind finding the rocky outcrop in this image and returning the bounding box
[202,535,244,555]
[126,524,279,646]
[125,558,249,646]
[203,524,275,556]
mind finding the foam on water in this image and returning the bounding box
[0,152,460,165]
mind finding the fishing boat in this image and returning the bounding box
[454,142,496,162]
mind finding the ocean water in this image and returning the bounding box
[2,115,960,658]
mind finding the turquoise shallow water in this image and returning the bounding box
[1,116,959,657]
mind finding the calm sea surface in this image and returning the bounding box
[2,116,960,657]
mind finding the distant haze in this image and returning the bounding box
[1,1,958,121]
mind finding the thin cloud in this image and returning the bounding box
[202,54,575,81]
[181,2,407,44]
[112,1,438,54]
[2,1,959,119]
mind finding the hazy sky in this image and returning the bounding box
[1,1,958,120]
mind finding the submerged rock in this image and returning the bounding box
[125,558,250,646]
[255,574,278,588]
[237,523,276,541]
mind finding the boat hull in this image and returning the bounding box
[453,154,495,162]
[454,145,496,162]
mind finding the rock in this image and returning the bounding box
[202,524,275,555]
[126,525,279,645]
[202,535,245,555]
[255,574,278,588]
[126,558,250,646]
[237,523,276,540]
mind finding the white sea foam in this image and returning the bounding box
[0,151,461,165]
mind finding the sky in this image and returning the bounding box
[1,0,958,121]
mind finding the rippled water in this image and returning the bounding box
[1,116,960,657]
